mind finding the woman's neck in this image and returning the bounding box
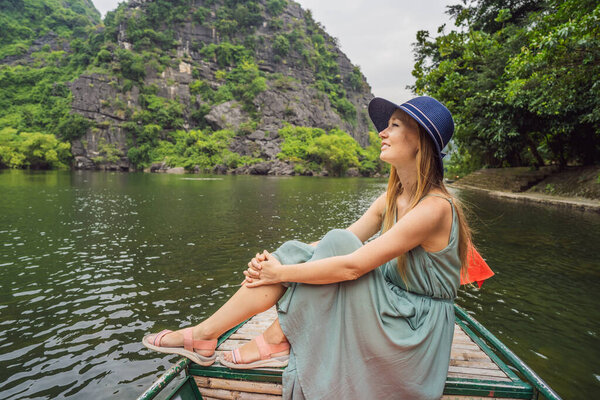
[395,165,418,205]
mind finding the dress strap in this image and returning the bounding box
[384,194,454,225]
[418,193,453,205]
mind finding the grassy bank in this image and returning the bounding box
[451,166,600,212]
[454,166,600,200]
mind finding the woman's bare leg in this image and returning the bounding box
[222,317,288,363]
[151,283,287,356]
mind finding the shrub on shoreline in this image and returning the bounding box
[277,125,386,177]
[0,128,72,169]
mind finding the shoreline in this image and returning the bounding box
[450,183,600,213]
[4,168,599,212]
[0,167,386,178]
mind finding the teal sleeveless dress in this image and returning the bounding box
[272,195,460,399]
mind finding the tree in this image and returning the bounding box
[503,0,600,167]
[0,128,71,169]
[306,130,360,176]
[412,0,600,172]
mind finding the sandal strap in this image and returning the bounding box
[255,334,290,360]
[183,327,217,352]
[183,328,194,352]
[153,329,172,346]
[232,348,242,364]
[193,338,218,351]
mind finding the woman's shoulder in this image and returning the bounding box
[416,191,454,218]
[414,191,456,253]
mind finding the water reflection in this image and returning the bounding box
[0,170,598,399]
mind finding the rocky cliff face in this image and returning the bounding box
[68,73,140,170]
[67,0,374,173]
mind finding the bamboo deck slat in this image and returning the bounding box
[196,306,516,400]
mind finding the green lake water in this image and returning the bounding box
[0,170,598,399]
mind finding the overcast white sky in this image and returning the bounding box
[92,0,455,102]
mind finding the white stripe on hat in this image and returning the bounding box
[403,102,444,148]
[399,106,441,152]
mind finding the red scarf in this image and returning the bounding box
[461,244,494,288]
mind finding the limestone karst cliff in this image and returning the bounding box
[1,0,380,176]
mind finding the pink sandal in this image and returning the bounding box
[219,333,290,369]
[142,327,217,366]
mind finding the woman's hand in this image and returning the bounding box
[240,250,268,286]
[244,251,283,288]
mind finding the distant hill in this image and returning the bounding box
[0,0,383,176]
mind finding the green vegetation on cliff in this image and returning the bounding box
[92,0,364,173]
[413,0,599,176]
[190,59,267,114]
[0,0,372,173]
[140,128,262,171]
[0,128,72,169]
[0,0,100,59]
[278,126,386,176]
[0,0,101,168]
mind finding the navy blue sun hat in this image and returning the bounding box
[368,96,454,176]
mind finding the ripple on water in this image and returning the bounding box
[12,289,42,297]
[531,350,549,360]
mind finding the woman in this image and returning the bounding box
[143,96,472,399]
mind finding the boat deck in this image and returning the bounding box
[189,307,534,400]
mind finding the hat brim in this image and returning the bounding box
[368,97,445,175]
[368,97,401,133]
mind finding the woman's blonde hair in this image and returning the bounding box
[381,109,471,286]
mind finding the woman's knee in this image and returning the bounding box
[317,229,362,255]
[321,229,361,244]
[275,240,303,254]
[272,240,315,265]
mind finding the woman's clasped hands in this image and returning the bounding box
[241,250,283,288]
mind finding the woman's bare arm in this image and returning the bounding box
[245,197,450,287]
[345,192,386,242]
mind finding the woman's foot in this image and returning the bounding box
[221,318,289,366]
[220,333,290,369]
[222,333,289,364]
[145,326,217,357]
[142,324,219,366]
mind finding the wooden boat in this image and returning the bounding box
[137,305,561,400]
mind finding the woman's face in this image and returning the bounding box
[378,109,420,167]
